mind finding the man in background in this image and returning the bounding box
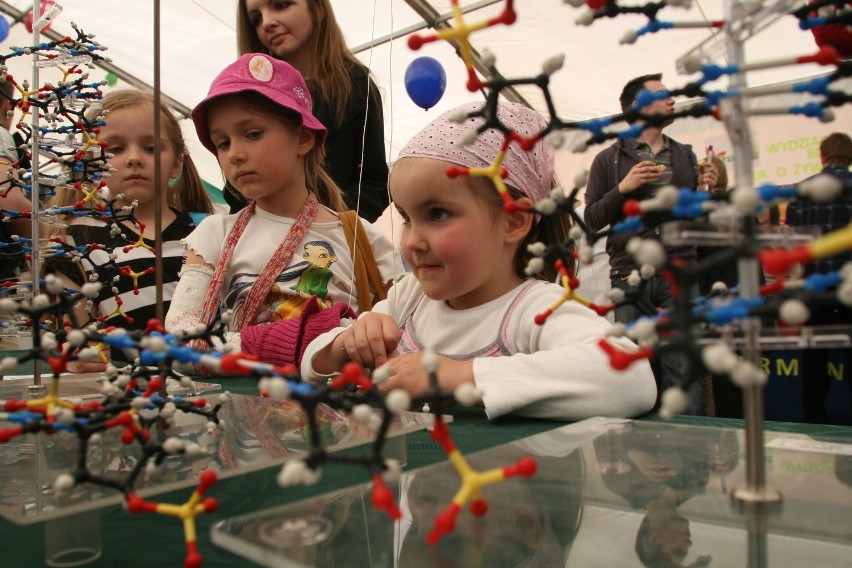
[584,73,717,415]
[786,132,852,275]
[785,132,852,424]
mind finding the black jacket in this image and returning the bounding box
[312,63,389,222]
[786,164,852,275]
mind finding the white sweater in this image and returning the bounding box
[302,275,657,421]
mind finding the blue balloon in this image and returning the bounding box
[0,17,9,43]
[405,56,447,111]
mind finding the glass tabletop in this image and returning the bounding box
[211,417,852,567]
[0,391,439,525]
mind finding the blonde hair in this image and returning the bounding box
[49,91,212,210]
[44,90,213,237]
[236,0,366,127]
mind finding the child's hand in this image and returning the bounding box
[339,312,401,369]
[63,342,109,374]
[66,359,108,374]
[376,353,474,398]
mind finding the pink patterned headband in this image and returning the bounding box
[396,100,555,203]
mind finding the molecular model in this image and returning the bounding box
[0,25,534,566]
[0,274,510,563]
[2,2,851,566]
[0,273,231,567]
[408,0,852,418]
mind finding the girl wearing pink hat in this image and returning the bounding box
[302,101,657,421]
[165,53,402,372]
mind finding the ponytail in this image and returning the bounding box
[169,153,214,214]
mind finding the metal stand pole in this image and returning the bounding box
[718,3,783,566]
[27,0,42,385]
[721,0,782,509]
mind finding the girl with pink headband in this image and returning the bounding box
[302,101,656,421]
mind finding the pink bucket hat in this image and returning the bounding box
[396,100,555,203]
[192,53,327,154]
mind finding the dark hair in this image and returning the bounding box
[0,79,14,100]
[820,132,852,167]
[0,79,15,125]
[620,73,662,117]
[634,501,690,568]
[634,515,663,567]
[767,204,780,225]
[468,176,574,283]
[218,92,346,212]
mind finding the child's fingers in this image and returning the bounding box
[380,317,401,354]
[338,314,401,369]
[344,331,374,367]
[345,316,387,367]
[376,354,429,396]
[369,317,402,368]
[66,360,107,374]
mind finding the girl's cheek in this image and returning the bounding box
[398,235,415,264]
[429,227,462,257]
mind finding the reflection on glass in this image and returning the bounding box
[635,498,711,568]
[592,423,736,509]
[397,448,585,568]
[591,423,736,567]
[212,430,593,567]
[212,418,852,567]
[0,394,434,524]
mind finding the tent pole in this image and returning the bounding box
[27,0,41,387]
[153,0,164,325]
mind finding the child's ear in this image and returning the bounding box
[504,196,534,244]
[297,127,316,157]
[169,153,184,180]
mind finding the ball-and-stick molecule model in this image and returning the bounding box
[403,0,852,422]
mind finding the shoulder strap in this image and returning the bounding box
[340,210,386,313]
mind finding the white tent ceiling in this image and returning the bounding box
[0,1,838,190]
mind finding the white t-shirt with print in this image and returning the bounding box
[184,205,402,324]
